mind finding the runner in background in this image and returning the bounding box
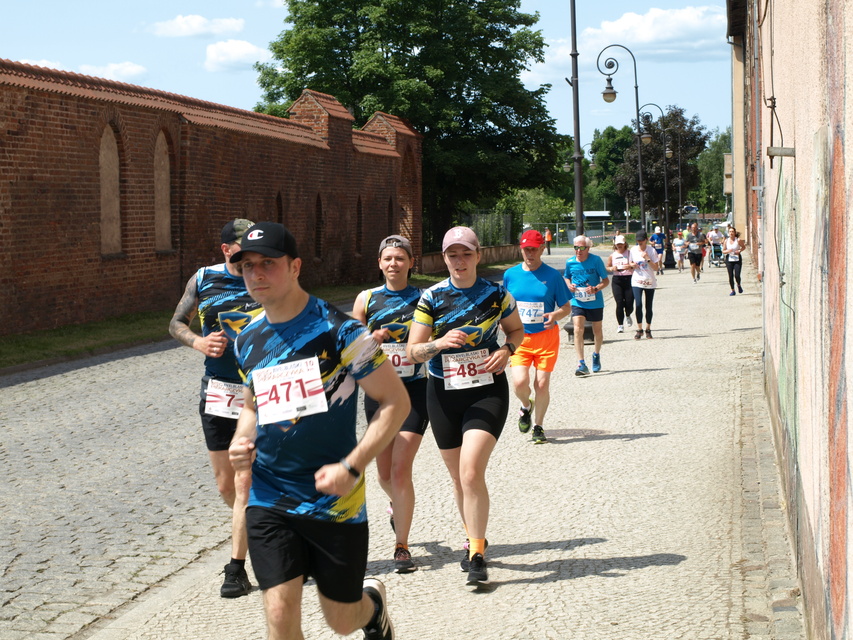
[168,218,261,599]
[503,230,572,444]
[407,226,524,587]
[605,235,634,333]
[352,235,428,573]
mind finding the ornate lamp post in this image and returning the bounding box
[597,44,648,231]
[565,0,584,235]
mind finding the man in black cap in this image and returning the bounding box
[228,222,407,639]
[169,218,261,598]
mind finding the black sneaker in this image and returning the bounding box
[363,578,394,639]
[517,400,533,433]
[466,553,489,585]
[531,425,547,444]
[460,539,489,571]
[220,563,251,598]
[393,545,416,573]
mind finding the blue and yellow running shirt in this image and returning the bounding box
[502,263,571,335]
[361,284,425,383]
[563,254,609,310]
[412,277,516,378]
[195,263,262,380]
[234,296,386,523]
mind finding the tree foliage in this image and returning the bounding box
[689,127,731,213]
[255,0,563,248]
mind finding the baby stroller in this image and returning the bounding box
[709,243,724,267]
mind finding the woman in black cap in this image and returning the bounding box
[629,230,660,339]
[352,235,428,574]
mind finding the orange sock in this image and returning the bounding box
[469,538,486,558]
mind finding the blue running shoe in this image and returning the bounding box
[592,352,601,372]
[575,361,590,377]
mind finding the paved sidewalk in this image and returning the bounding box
[0,249,805,639]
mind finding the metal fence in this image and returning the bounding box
[527,220,642,247]
[461,211,514,246]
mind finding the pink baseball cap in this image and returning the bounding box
[520,230,544,247]
[442,226,480,252]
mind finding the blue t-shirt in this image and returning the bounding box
[502,263,570,334]
[650,233,666,253]
[413,277,516,378]
[234,296,386,523]
[360,284,425,383]
[195,264,262,380]
[563,254,609,309]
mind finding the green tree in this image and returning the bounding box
[255,0,562,249]
[689,127,731,213]
[495,188,568,228]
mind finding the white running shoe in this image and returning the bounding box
[626,315,633,327]
[617,325,624,333]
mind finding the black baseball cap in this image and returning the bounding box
[635,230,648,241]
[229,222,299,262]
[378,235,413,257]
[220,218,254,244]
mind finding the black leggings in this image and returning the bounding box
[726,259,743,289]
[611,275,633,324]
[632,287,655,325]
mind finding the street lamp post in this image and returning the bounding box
[597,44,647,231]
[565,0,584,236]
[639,103,677,269]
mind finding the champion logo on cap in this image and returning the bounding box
[247,229,265,241]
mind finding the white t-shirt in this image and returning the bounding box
[630,245,658,289]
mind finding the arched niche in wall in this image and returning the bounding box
[99,125,122,256]
[153,130,172,252]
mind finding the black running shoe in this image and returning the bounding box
[531,425,547,444]
[362,579,394,639]
[517,400,533,433]
[393,545,416,573]
[220,563,251,598]
[460,539,488,571]
[466,553,489,585]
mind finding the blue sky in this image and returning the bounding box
[1,1,731,146]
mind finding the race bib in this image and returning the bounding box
[442,349,493,390]
[613,257,628,271]
[380,342,415,377]
[689,243,699,251]
[573,288,596,303]
[204,379,244,419]
[253,357,329,424]
[654,243,663,250]
[728,254,740,262]
[516,300,545,325]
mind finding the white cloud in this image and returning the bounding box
[254,0,285,7]
[581,6,728,61]
[19,59,64,70]
[151,15,244,37]
[79,62,147,81]
[204,40,272,72]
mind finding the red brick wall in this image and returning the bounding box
[0,64,421,336]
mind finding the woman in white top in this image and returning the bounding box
[629,230,659,339]
[722,226,746,295]
[605,235,634,333]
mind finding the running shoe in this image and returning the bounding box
[460,539,488,571]
[634,330,643,340]
[575,361,590,377]
[697,273,701,280]
[220,563,252,598]
[393,545,416,573]
[617,325,624,333]
[738,285,743,293]
[730,291,736,296]
[592,352,601,372]
[531,425,547,444]
[517,400,534,433]
[645,330,653,339]
[466,553,489,586]
[626,315,633,327]
[362,579,394,639]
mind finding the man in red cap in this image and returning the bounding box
[502,229,572,444]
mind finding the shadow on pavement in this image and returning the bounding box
[543,429,667,444]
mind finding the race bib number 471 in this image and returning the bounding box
[441,348,493,390]
[253,357,328,424]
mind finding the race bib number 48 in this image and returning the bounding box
[253,357,328,424]
[441,349,493,390]
[204,379,244,419]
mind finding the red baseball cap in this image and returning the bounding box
[520,230,544,248]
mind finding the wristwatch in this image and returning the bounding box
[503,343,517,355]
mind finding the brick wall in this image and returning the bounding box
[0,61,422,336]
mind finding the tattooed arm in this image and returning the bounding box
[169,274,227,358]
[406,322,468,364]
